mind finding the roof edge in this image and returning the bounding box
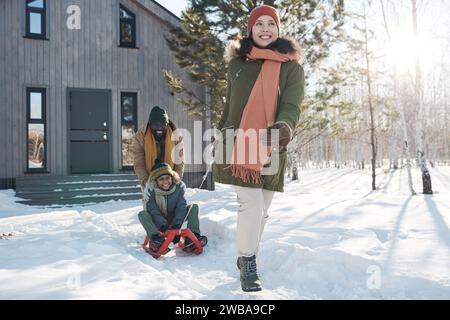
[131,0,182,27]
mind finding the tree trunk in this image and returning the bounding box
[292,148,300,181]
[292,166,299,181]
[379,0,416,195]
[33,131,39,160]
[319,134,325,169]
[335,138,341,169]
[445,87,449,161]
[389,121,399,170]
[363,2,377,191]
[411,0,433,194]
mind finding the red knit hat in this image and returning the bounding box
[247,5,281,35]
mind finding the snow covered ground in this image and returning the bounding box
[1,167,450,299]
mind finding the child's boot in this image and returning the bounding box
[183,233,207,253]
[149,233,165,252]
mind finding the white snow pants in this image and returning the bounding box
[234,186,276,257]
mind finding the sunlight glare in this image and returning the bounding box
[391,26,437,76]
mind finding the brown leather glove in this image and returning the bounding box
[262,122,292,148]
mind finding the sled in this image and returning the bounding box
[142,228,207,259]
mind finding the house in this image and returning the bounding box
[0,0,214,204]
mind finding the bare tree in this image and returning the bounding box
[379,0,417,195]
[411,0,433,194]
[362,1,378,191]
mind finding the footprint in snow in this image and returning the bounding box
[0,233,14,240]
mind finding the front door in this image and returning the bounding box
[69,89,111,174]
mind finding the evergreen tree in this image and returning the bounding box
[164,0,346,126]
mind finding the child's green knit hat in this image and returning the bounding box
[150,161,175,182]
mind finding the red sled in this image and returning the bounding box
[142,228,207,259]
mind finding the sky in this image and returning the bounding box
[155,0,188,18]
[155,0,449,76]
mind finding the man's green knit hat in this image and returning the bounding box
[150,161,175,182]
[148,106,169,125]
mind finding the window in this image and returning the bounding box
[26,0,46,39]
[119,5,136,48]
[26,88,47,171]
[121,93,137,169]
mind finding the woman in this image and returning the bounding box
[214,5,305,292]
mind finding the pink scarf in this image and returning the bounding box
[231,47,298,184]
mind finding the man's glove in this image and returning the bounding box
[169,224,182,243]
[261,122,292,148]
[169,223,182,230]
[159,224,169,233]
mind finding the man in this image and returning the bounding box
[132,106,184,196]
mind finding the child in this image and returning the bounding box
[138,161,206,253]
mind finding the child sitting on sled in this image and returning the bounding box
[138,161,206,253]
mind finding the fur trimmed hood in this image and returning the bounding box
[225,36,305,65]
